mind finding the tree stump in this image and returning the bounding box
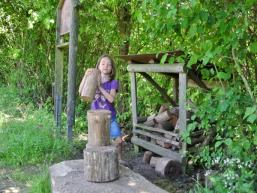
[143,151,153,164]
[84,146,119,182]
[87,110,111,148]
[79,68,100,102]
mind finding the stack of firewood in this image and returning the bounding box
[137,104,212,151]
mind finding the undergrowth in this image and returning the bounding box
[0,86,84,192]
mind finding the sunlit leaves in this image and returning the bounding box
[249,42,257,54]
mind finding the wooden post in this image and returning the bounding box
[179,72,187,174]
[130,72,139,152]
[173,77,179,104]
[66,0,79,141]
[54,2,63,134]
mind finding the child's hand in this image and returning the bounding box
[85,68,93,77]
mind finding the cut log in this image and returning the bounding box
[156,140,172,149]
[158,104,170,114]
[143,151,153,164]
[154,110,172,123]
[79,68,100,102]
[143,114,156,126]
[87,110,111,148]
[156,121,173,131]
[84,146,119,182]
[155,157,182,177]
[150,156,159,167]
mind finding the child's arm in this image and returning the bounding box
[98,87,116,103]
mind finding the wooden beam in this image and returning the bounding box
[135,123,179,138]
[139,72,177,106]
[134,129,181,147]
[178,73,187,157]
[173,77,179,104]
[131,136,182,162]
[54,3,63,132]
[57,42,69,49]
[66,0,79,141]
[187,69,209,90]
[54,48,64,131]
[130,72,138,130]
[127,63,185,73]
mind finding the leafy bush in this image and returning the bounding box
[188,86,257,192]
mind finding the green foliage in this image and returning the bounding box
[0,86,72,166]
[29,170,51,193]
[187,86,257,192]
[1,0,257,192]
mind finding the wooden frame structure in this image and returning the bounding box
[54,0,79,140]
[120,52,188,163]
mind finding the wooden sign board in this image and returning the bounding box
[60,0,71,35]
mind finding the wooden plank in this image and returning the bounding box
[54,48,64,131]
[60,0,72,35]
[130,72,138,130]
[173,77,179,104]
[134,129,181,147]
[66,0,79,141]
[127,64,185,73]
[57,42,69,49]
[179,73,187,156]
[135,123,179,138]
[131,136,182,162]
[119,51,184,64]
[54,1,63,133]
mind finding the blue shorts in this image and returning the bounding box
[110,119,121,139]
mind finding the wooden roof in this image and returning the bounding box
[118,51,184,64]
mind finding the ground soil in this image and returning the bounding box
[121,142,203,193]
[0,141,204,193]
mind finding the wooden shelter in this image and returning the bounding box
[120,51,209,164]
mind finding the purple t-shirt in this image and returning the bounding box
[91,80,119,119]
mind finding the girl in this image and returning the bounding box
[85,54,123,159]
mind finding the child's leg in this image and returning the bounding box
[110,119,122,160]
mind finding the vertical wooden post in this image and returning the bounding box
[54,4,63,134]
[173,77,179,104]
[130,72,138,128]
[66,0,79,141]
[179,72,187,173]
[130,71,139,152]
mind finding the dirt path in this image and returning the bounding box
[121,142,196,193]
[0,168,27,193]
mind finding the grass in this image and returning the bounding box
[0,86,83,192]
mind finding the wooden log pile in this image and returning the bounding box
[137,104,211,152]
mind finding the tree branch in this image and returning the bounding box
[139,72,177,106]
[232,48,255,103]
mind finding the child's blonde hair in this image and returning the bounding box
[95,54,116,80]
